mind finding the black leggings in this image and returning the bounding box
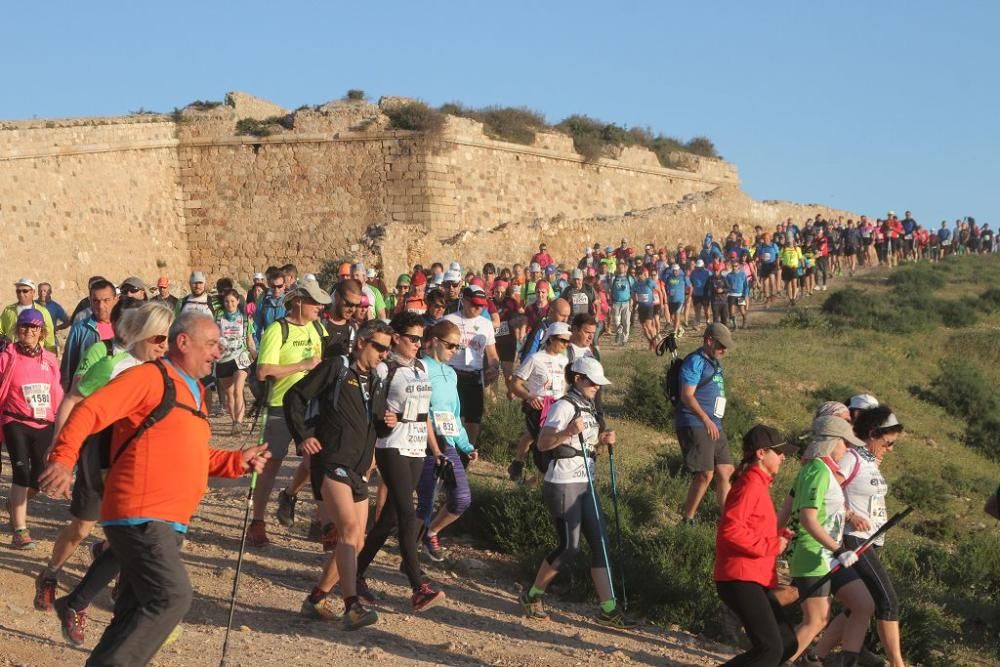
[68,544,121,612]
[542,481,609,572]
[815,256,829,286]
[844,534,899,621]
[357,448,425,590]
[2,421,53,489]
[716,580,797,666]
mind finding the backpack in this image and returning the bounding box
[663,349,714,408]
[303,354,350,430]
[372,357,425,438]
[530,394,599,475]
[105,359,207,469]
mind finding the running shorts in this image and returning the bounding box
[676,425,731,472]
[455,370,485,424]
[637,304,655,322]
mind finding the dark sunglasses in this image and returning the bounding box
[16,322,41,330]
[436,337,460,351]
[16,288,32,294]
[399,333,422,344]
[342,300,361,310]
[367,340,391,353]
[147,334,168,344]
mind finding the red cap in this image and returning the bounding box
[469,276,485,287]
[411,272,427,286]
[535,280,550,293]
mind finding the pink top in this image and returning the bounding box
[96,321,114,340]
[0,346,64,428]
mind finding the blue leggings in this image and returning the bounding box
[416,446,471,520]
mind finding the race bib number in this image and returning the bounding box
[495,321,510,337]
[235,351,252,370]
[942,240,951,246]
[402,384,432,422]
[402,422,429,456]
[21,383,51,419]
[463,346,476,367]
[433,411,459,437]
[762,252,772,262]
[713,396,727,419]
[637,292,650,304]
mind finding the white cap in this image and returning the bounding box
[443,270,462,284]
[366,268,377,279]
[252,272,265,282]
[14,277,35,289]
[848,394,879,410]
[448,261,462,273]
[671,264,680,271]
[544,321,572,341]
[529,262,542,273]
[189,271,206,284]
[569,357,611,386]
[303,273,317,283]
[695,259,705,268]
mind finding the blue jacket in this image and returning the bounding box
[253,294,286,345]
[60,317,101,391]
[423,356,474,454]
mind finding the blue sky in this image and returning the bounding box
[3,1,996,227]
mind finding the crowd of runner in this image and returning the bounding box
[0,210,996,666]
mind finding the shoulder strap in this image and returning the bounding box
[111,360,206,466]
[331,354,351,411]
[279,318,290,346]
[839,448,863,488]
[104,339,114,356]
[312,319,326,339]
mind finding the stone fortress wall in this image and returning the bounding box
[0,92,855,295]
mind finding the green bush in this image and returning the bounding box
[822,287,937,334]
[235,115,294,138]
[928,357,997,421]
[963,416,1000,462]
[345,89,365,101]
[893,472,951,511]
[439,103,546,145]
[384,101,446,134]
[188,99,222,110]
[938,297,980,328]
[777,308,826,329]
[722,394,757,447]
[887,263,946,294]
[980,286,1000,311]
[622,362,672,429]
[477,396,523,464]
[895,597,962,667]
[684,136,719,158]
[809,383,859,409]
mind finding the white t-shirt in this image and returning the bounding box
[513,350,567,398]
[839,446,889,545]
[375,359,432,458]
[542,398,599,485]
[443,312,496,372]
[566,343,594,363]
[181,294,212,316]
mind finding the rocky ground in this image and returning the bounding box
[0,413,737,667]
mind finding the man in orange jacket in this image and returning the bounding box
[40,311,270,667]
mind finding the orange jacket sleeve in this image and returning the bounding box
[208,448,247,479]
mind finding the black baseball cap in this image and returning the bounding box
[742,424,798,457]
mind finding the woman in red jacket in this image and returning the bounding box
[715,424,799,666]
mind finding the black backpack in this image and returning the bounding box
[530,395,598,475]
[103,359,207,469]
[248,317,327,402]
[663,349,715,408]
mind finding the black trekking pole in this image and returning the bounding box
[791,506,914,607]
[423,456,450,531]
[220,377,273,667]
[607,442,628,611]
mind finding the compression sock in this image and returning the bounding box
[600,599,617,614]
[528,586,545,600]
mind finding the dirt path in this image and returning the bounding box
[0,419,735,667]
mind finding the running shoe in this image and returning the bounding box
[12,528,35,550]
[595,606,638,629]
[162,624,183,649]
[507,459,524,483]
[53,596,87,646]
[300,594,339,620]
[519,590,548,620]
[34,571,57,611]
[276,490,297,527]
[247,520,269,548]
[343,600,378,631]
[411,583,445,612]
[355,577,376,603]
[421,532,444,562]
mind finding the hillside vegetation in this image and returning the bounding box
[464,254,1000,666]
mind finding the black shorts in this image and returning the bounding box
[759,263,776,280]
[863,237,873,246]
[324,465,369,503]
[845,245,857,256]
[676,425,731,472]
[456,370,484,424]
[781,266,797,282]
[215,359,242,379]
[693,295,709,307]
[796,564,859,598]
[495,334,517,363]
[70,440,106,521]
[667,301,683,315]
[637,304,655,322]
[522,402,543,439]
[201,373,217,389]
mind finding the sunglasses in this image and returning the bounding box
[16,322,41,330]
[16,288,32,294]
[436,337,460,351]
[399,333,422,344]
[147,334,168,344]
[342,299,362,310]
[367,340,391,353]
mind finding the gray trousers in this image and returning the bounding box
[86,522,190,667]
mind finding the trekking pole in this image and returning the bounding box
[607,443,628,611]
[423,456,449,530]
[580,437,616,604]
[792,506,913,607]
[220,377,272,667]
